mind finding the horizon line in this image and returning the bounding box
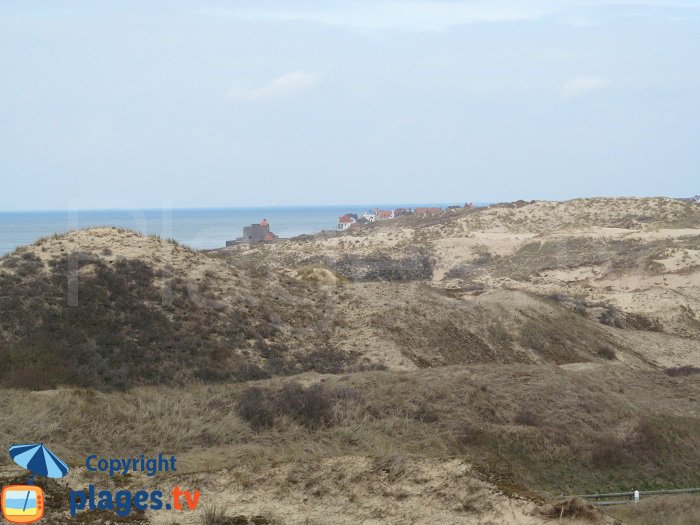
[1,193,696,214]
[0,201,491,214]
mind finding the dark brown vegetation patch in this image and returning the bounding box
[321,251,434,282]
[235,381,361,429]
[664,365,700,377]
[589,419,667,469]
[547,293,663,332]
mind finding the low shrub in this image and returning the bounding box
[235,381,359,429]
[278,382,334,428]
[513,408,540,427]
[665,366,700,377]
[589,434,629,468]
[410,400,440,423]
[596,345,617,360]
[455,420,490,447]
[589,419,666,468]
[235,387,277,429]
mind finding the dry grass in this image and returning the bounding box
[607,495,700,525]
[0,363,697,496]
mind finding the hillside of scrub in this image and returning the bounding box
[0,228,388,390]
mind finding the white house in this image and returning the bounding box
[362,212,376,223]
[337,215,355,230]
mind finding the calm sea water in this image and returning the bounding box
[0,204,465,256]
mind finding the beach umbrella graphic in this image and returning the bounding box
[9,444,69,481]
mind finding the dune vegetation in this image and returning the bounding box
[0,197,698,524]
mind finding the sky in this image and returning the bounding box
[1,0,699,211]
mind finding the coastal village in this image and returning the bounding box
[337,203,475,230]
[338,196,700,230]
[226,205,475,245]
[226,196,699,245]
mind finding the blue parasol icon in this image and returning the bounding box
[9,443,69,482]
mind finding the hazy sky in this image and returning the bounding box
[1,0,699,210]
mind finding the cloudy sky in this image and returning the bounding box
[1,0,698,210]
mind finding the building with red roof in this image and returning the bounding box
[337,214,356,231]
[239,219,278,242]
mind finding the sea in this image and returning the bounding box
[0,204,474,256]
